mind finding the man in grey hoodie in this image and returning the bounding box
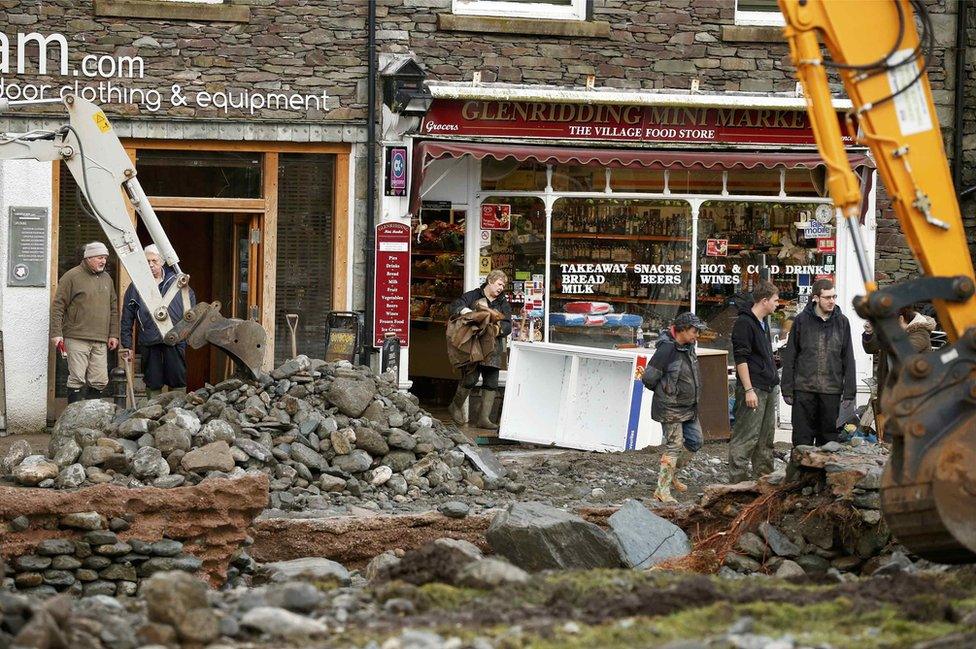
[781,279,856,447]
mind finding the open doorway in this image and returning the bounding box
[133,212,259,389]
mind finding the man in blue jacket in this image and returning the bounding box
[119,245,196,397]
[641,311,705,503]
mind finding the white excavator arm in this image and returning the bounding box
[0,95,267,377]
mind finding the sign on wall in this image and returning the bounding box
[385,146,408,197]
[7,207,48,287]
[373,222,411,347]
[480,203,511,230]
[423,99,855,145]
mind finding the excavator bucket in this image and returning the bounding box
[163,301,266,379]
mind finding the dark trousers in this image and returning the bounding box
[140,343,187,390]
[791,390,841,447]
[461,364,500,391]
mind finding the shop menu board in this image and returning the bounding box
[373,222,411,347]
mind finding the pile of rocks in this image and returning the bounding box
[5,528,201,598]
[2,358,512,511]
[721,440,903,578]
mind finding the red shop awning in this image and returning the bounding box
[409,140,874,214]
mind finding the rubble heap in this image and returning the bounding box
[2,358,507,511]
[719,440,902,578]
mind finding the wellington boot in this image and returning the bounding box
[672,449,693,492]
[448,385,471,425]
[67,388,84,404]
[653,453,678,503]
[476,390,499,430]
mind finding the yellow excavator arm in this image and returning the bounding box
[779,0,976,562]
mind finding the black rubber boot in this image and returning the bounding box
[67,388,84,404]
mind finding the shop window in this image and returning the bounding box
[784,167,828,197]
[411,202,466,327]
[550,163,603,192]
[735,0,784,26]
[725,168,783,196]
[479,197,547,345]
[480,159,548,192]
[136,150,262,198]
[550,198,692,349]
[275,153,335,365]
[696,200,837,353]
[669,169,725,195]
[452,0,587,21]
[609,168,665,193]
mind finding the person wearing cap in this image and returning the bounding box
[120,244,196,397]
[640,311,705,502]
[50,241,119,403]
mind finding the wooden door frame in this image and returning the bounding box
[47,139,351,420]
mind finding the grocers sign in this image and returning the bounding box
[422,99,852,145]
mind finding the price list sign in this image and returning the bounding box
[373,222,411,347]
[7,207,49,287]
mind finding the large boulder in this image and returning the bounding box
[49,400,116,457]
[1,439,33,474]
[13,455,60,486]
[260,558,350,585]
[608,499,692,569]
[327,377,376,418]
[487,502,624,571]
[181,441,235,473]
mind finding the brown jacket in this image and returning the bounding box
[446,310,499,371]
[51,262,119,342]
[863,312,935,395]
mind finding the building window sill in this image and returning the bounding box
[93,0,250,23]
[722,25,784,44]
[437,14,610,38]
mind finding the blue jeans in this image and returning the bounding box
[662,417,703,454]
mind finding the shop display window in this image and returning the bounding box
[550,163,604,192]
[609,168,666,193]
[480,159,548,192]
[668,169,725,194]
[410,202,466,325]
[136,150,262,198]
[725,168,783,196]
[784,167,828,197]
[550,198,692,349]
[696,200,838,352]
[480,197,548,344]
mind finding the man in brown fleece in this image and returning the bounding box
[50,242,119,403]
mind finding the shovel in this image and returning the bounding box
[123,354,136,409]
[286,313,300,359]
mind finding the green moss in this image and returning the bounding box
[413,583,483,611]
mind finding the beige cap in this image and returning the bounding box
[84,241,109,258]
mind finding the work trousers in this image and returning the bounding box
[65,337,109,390]
[140,343,187,391]
[662,418,704,455]
[461,364,500,391]
[728,384,778,483]
[791,390,841,447]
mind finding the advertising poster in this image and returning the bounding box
[480,203,512,230]
[705,238,728,257]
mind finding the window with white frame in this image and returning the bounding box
[453,0,587,21]
[735,0,784,26]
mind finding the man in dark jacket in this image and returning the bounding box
[641,312,705,502]
[119,245,196,397]
[447,270,512,429]
[728,280,780,483]
[781,278,856,447]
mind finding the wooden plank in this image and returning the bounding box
[118,148,138,359]
[148,196,265,213]
[261,152,278,371]
[46,161,61,420]
[333,153,350,310]
[125,139,351,155]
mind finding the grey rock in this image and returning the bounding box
[387,473,408,496]
[42,569,75,587]
[289,443,327,472]
[438,501,470,519]
[608,499,692,569]
[141,555,203,575]
[382,450,416,473]
[735,532,769,560]
[83,580,117,596]
[14,555,52,571]
[795,554,831,574]
[263,581,326,613]
[50,555,81,570]
[319,474,346,492]
[355,427,389,456]
[150,539,184,557]
[37,539,75,556]
[154,475,185,488]
[487,501,623,571]
[724,552,763,573]
[330,428,355,455]
[196,419,236,444]
[271,355,310,380]
[78,445,115,467]
[332,449,372,474]
[370,465,393,485]
[327,377,376,417]
[142,570,209,627]
[365,551,401,581]
[759,522,801,558]
[235,437,273,462]
[117,417,151,440]
[52,439,81,468]
[160,407,202,435]
[84,530,118,545]
[132,446,166,479]
[11,515,30,531]
[95,541,132,557]
[240,606,328,639]
[154,424,192,454]
[870,551,914,576]
[50,400,116,456]
[14,456,60,486]
[1,439,32,474]
[774,559,806,579]
[100,563,137,581]
[388,428,417,451]
[60,511,103,530]
[457,558,530,589]
[261,557,350,585]
[459,444,507,480]
[821,441,843,452]
[74,427,105,448]
[55,463,87,489]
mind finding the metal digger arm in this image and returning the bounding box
[0,95,266,377]
[779,0,976,562]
